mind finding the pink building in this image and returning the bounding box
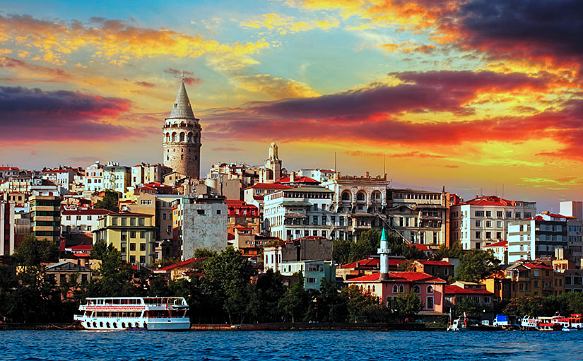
[345,271,446,314]
[343,228,446,314]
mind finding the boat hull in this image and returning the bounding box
[76,316,190,331]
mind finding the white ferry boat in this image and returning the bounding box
[74,297,190,331]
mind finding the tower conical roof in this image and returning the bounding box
[168,81,195,119]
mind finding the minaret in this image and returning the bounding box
[259,142,282,183]
[162,80,202,179]
[378,228,391,281]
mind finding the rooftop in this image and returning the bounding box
[346,271,445,283]
[444,285,493,295]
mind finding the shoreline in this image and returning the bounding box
[0,322,445,331]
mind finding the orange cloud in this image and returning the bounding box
[0,15,269,67]
[241,12,340,34]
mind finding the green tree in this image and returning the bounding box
[332,239,352,265]
[341,286,387,323]
[13,235,57,266]
[278,273,309,323]
[87,244,138,297]
[203,247,254,324]
[456,249,500,283]
[193,248,218,258]
[94,190,119,211]
[250,269,286,323]
[433,242,463,260]
[392,293,422,322]
[316,278,348,322]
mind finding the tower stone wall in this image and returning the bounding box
[162,81,202,179]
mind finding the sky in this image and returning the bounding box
[0,0,582,210]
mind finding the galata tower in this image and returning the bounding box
[162,80,202,179]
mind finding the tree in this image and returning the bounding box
[250,269,286,323]
[203,247,254,324]
[332,239,352,265]
[87,244,138,297]
[94,190,119,211]
[13,235,57,266]
[193,248,217,258]
[278,273,309,323]
[316,278,348,323]
[341,286,387,323]
[456,250,500,283]
[433,242,463,260]
[392,293,422,322]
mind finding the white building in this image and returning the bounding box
[103,162,131,193]
[41,168,77,193]
[507,212,570,263]
[386,188,451,247]
[322,173,389,240]
[131,163,171,188]
[84,162,104,193]
[61,208,113,234]
[560,201,583,265]
[172,196,228,259]
[450,196,536,250]
[298,169,336,183]
[263,186,335,240]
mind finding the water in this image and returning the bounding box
[0,330,581,360]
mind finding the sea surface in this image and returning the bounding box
[0,330,581,360]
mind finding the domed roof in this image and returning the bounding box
[167,81,195,119]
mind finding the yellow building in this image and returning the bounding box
[93,212,156,266]
[30,195,61,242]
[505,261,564,298]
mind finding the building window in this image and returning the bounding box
[427,286,434,294]
[130,231,136,238]
[426,296,434,309]
[475,231,481,239]
[140,256,146,264]
[130,243,136,251]
[140,243,146,251]
[197,209,205,215]
[475,211,484,217]
[475,220,481,227]
[413,285,420,293]
[217,210,221,215]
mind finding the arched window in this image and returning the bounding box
[372,285,375,292]
[179,132,185,142]
[341,191,351,201]
[356,191,366,202]
[399,285,404,293]
[180,121,186,127]
[171,132,177,142]
[427,285,434,294]
[371,190,382,202]
[165,133,170,142]
[367,285,371,293]
[392,284,398,293]
[413,285,420,293]
[187,132,193,143]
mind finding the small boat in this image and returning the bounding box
[74,297,190,331]
[537,322,561,332]
[562,326,571,332]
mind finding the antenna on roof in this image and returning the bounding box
[383,153,386,177]
[334,152,337,172]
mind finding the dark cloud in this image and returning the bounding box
[0,86,133,142]
[457,0,583,65]
[247,71,548,120]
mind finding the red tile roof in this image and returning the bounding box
[68,244,92,251]
[157,257,205,272]
[483,240,508,248]
[277,175,319,184]
[410,243,430,251]
[249,183,293,190]
[346,271,445,283]
[444,285,493,295]
[0,166,19,171]
[339,257,405,269]
[523,262,553,270]
[460,196,519,207]
[416,260,453,267]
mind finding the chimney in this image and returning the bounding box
[378,228,390,281]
